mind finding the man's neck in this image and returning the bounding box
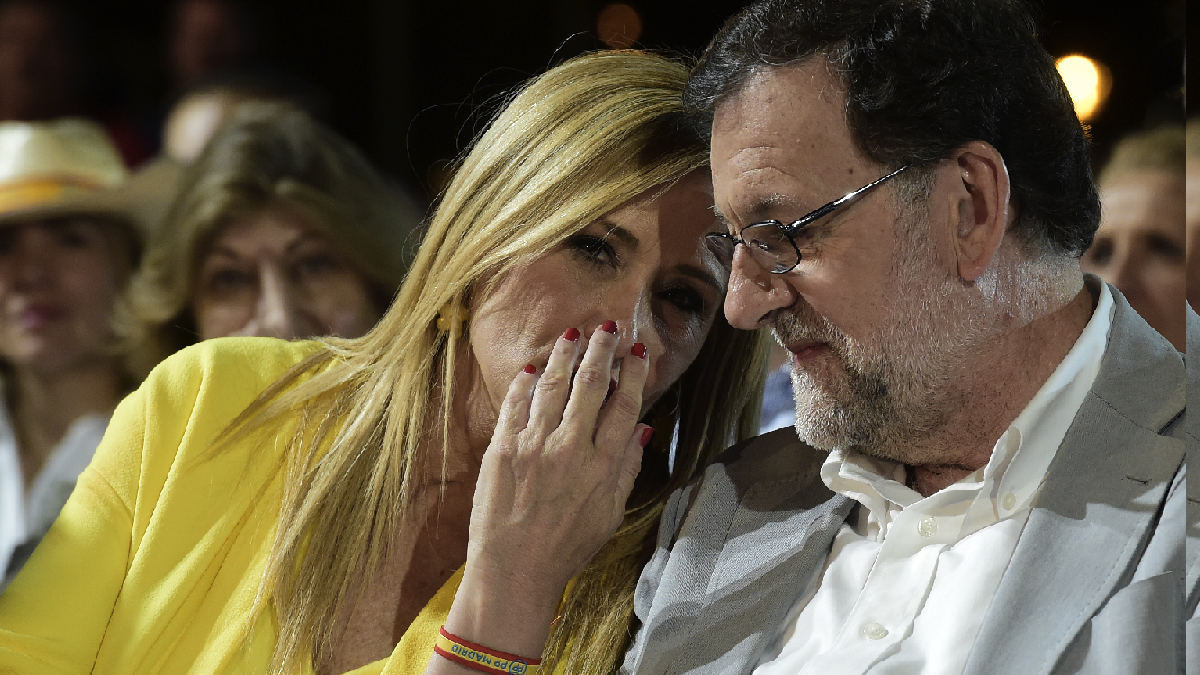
[904,284,1097,497]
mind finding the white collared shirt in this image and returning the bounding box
[753,282,1113,675]
[0,399,110,580]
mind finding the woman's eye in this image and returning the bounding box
[53,225,95,248]
[660,285,706,315]
[568,235,619,268]
[1085,240,1113,266]
[294,253,341,278]
[1146,234,1184,261]
[206,268,254,292]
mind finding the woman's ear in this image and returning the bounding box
[949,141,1012,282]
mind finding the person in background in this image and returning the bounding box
[1081,124,1185,351]
[0,0,68,123]
[0,0,151,165]
[167,0,250,98]
[1185,120,1199,313]
[119,101,423,377]
[758,341,795,434]
[161,85,274,164]
[0,119,150,587]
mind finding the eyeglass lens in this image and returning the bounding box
[705,222,799,274]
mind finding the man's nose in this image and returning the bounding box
[723,245,797,329]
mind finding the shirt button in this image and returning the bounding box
[918,516,937,537]
[1001,493,1017,510]
[860,622,889,640]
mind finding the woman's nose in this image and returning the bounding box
[250,267,314,339]
[1108,245,1145,303]
[8,229,53,290]
[598,287,660,369]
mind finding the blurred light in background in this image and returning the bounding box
[1055,54,1112,122]
[598,3,642,49]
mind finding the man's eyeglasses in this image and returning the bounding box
[705,165,910,274]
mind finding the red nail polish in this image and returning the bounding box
[524,364,537,374]
[632,343,647,359]
[640,427,655,447]
[563,327,580,341]
[601,320,618,334]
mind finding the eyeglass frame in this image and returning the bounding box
[706,164,911,274]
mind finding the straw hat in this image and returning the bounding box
[0,119,181,236]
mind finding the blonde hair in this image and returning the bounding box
[117,102,423,377]
[1099,124,1185,183]
[1187,118,1200,159]
[225,50,768,673]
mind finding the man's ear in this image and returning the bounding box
[949,141,1012,282]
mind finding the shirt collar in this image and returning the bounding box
[822,278,1113,524]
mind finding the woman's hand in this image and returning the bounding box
[429,321,651,671]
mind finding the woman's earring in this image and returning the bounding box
[436,301,468,337]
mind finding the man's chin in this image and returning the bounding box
[791,392,853,452]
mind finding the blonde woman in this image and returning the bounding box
[1081,125,1185,350]
[121,102,423,377]
[0,51,767,674]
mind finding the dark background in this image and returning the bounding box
[80,0,1185,205]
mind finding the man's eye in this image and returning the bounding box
[569,235,619,267]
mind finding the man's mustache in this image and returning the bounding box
[772,300,846,350]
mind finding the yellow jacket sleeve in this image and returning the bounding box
[0,337,324,674]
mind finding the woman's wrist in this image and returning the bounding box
[443,565,565,660]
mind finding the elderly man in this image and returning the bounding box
[622,1,1187,674]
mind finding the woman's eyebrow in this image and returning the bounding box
[600,220,640,249]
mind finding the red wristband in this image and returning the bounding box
[433,626,542,675]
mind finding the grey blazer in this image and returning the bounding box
[1184,304,1198,675]
[623,287,1185,675]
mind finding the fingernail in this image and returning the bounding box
[563,327,580,341]
[601,320,618,334]
[640,427,655,447]
[632,343,647,359]
[524,364,537,374]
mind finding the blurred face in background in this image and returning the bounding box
[1082,169,1186,351]
[193,203,384,340]
[0,217,131,375]
[0,1,69,121]
[1187,158,1200,314]
[169,0,245,92]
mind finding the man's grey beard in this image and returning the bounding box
[777,221,990,462]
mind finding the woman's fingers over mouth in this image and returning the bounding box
[525,327,583,441]
[595,341,649,457]
[494,361,540,441]
[560,321,622,431]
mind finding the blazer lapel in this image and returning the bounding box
[667,483,853,675]
[963,289,1185,675]
[629,430,854,675]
